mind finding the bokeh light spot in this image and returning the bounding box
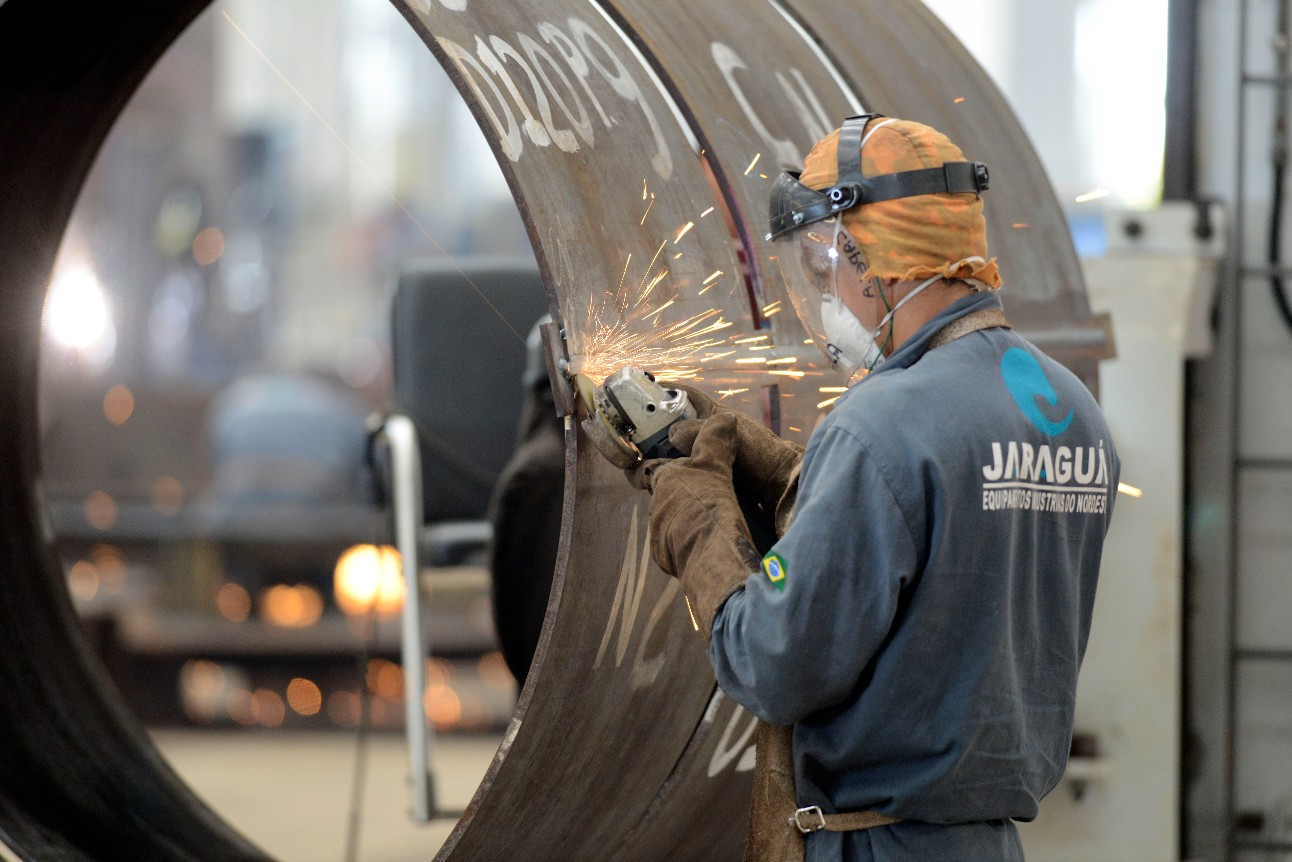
[67,560,100,603]
[259,584,324,629]
[286,678,322,716]
[102,384,135,425]
[334,544,404,617]
[151,475,185,515]
[367,658,404,699]
[252,688,286,728]
[216,582,252,622]
[192,227,226,266]
[84,491,118,531]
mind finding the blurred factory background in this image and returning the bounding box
[27,0,1292,860]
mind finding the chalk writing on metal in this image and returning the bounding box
[594,508,678,691]
[435,16,672,177]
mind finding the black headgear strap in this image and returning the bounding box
[767,114,990,240]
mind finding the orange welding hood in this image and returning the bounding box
[771,115,1002,290]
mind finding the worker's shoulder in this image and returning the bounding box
[829,327,1102,432]
[919,325,1095,399]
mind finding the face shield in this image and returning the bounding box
[774,208,954,381]
[768,114,991,378]
[775,215,881,380]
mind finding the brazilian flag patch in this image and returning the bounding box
[762,552,788,593]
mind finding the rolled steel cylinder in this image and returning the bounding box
[0,1,1108,858]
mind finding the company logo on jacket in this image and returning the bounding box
[981,347,1109,515]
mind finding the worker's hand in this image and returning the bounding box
[622,383,724,492]
[624,455,669,493]
[668,411,804,536]
[645,413,762,639]
[664,382,727,421]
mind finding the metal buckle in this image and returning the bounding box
[791,805,827,834]
[974,161,991,192]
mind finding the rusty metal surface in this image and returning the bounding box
[0,0,1109,860]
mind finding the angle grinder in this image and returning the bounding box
[573,366,777,553]
[573,367,696,469]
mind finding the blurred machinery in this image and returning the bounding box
[372,257,549,818]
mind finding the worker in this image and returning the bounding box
[630,115,1120,861]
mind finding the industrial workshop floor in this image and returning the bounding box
[152,729,502,862]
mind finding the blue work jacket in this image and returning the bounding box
[710,291,1119,861]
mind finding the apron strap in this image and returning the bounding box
[925,306,1011,352]
[792,805,903,834]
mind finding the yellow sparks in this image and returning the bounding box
[642,179,648,200]
[762,301,784,315]
[619,254,633,292]
[718,388,749,398]
[644,298,675,321]
[748,345,773,351]
[703,350,736,360]
[673,252,684,260]
[803,338,815,345]
[763,307,783,317]
[640,193,656,225]
[733,335,769,344]
[635,269,669,307]
[643,241,668,285]
[766,357,797,365]
[759,173,769,179]
[630,240,670,308]
[674,221,695,244]
[571,306,732,383]
[817,397,839,409]
[1118,482,1144,499]
[1012,223,1030,229]
[819,386,847,393]
[768,370,806,378]
[700,206,715,218]
[1074,188,1111,204]
[736,357,767,365]
[744,153,762,176]
[954,97,967,104]
[699,269,725,295]
[788,426,803,433]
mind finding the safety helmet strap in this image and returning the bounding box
[766,114,990,241]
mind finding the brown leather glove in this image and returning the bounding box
[636,413,762,639]
[665,385,804,536]
[669,382,725,420]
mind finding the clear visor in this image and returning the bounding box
[774,216,854,375]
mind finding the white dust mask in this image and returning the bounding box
[825,272,944,379]
[821,293,880,376]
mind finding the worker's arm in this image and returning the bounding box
[707,424,919,727]
[637,413,765,639]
